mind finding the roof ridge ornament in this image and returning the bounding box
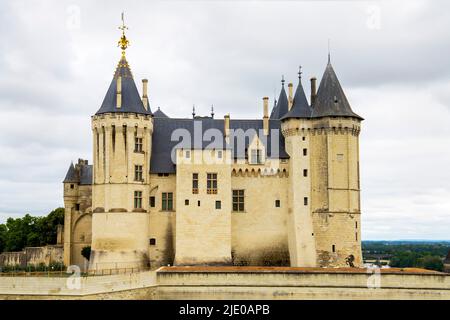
[298,65,302,81]
[118,12,130,57]
[328,39,331,64]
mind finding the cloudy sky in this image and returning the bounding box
[0,0,449,240]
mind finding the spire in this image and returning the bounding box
[192,105,196,118]
[311,62,363,120]
[281,66,311,120]
[95,15,151,116]
[211,105,215,118]
[270,78,289,119]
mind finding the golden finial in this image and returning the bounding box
[118,12,129,56]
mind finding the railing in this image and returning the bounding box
[0,261,152,277]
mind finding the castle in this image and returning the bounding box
[62,19,363,271]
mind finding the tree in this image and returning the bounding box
[0,208,65,253]
[37,208,64,246]
[0,224,6,253]
[418,255,444,272]
[81,246,91,261]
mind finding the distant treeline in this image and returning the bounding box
[362,241,450,272]
[0,208,64,253]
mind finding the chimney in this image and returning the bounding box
[310,77,317,106]
[224,114,230,138]
[263,97,269,135]
[288,83,293,110]
[142,79,149,110]
[116,76,122,108]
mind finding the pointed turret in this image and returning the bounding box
[63,162,79,183]
[311,61,362,120]
[95,55,152,115]
[270,77,289,119]
[281,67,311,120]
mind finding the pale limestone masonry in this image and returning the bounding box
[0,268,449,300]
[63,32,364,271]
[0,246,64,268]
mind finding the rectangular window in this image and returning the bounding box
[251,149,263,164]
[356,232,358,241]
[304,197,308,206]
[217,150,223,159]
[162,192,173,211]
[75,203,80,211]
[134,137,143,152]
[185,199,189,206]
[303,148,307,156]
[134,191,142,209]
[302,136,306,141]
[192,173,199,194]
[185,150,191,158]
[70,184,74,189]
[134,165,143,181]
[207,173,218,194]
[198,200,201,207]
[303,169,308,177]
[215,201,221,209]
[150,196,155,208]
[232,190,245,212]
[275,200,280,208]
[332,244,336,253]
[149,238,156,246]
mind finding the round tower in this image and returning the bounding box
[309,61,363,267]
[281,71,317,267]
[89,18,153,271]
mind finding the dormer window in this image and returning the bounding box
[250,149,263,164]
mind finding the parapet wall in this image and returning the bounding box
[154,267,450,300]
[0,267,449,300]
[0,246,64,268]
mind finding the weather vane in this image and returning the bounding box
[118,12,130,56]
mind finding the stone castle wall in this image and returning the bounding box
[0,245,64,268]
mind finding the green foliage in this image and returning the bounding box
[363,241,450,272]
[0,224,6,253]
[0,208,64,253]
[81,246,91,261]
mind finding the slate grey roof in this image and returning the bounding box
[281,79,311,120]
[311,62,363,120]
[153,107,169,118]
[79,165,93,185]
[63,163,78,183]
[150,117,288,173]
[270,85,289,119]
[95,56,152,116]
[63,162,92,185]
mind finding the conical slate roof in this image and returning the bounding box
[153,107,169,118]
[270,85,289,119]
[95,55,152,116]
[63,163,79,183]
[311,62,362,120]
[281,79,311,120]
